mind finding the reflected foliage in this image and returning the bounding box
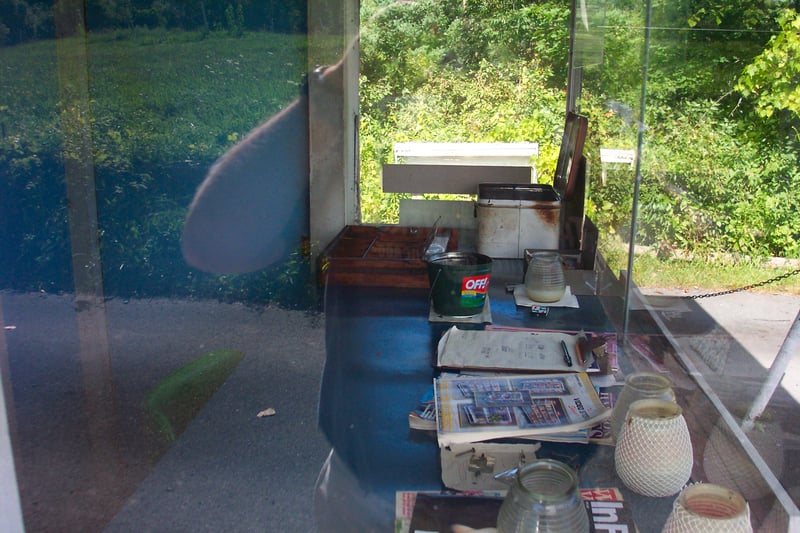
[0,29,317,308]
[0,0,306,45]
[144,348,244,443]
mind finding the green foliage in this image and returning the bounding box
[359,0,570,223]
[588,97,800,259]
[360,0,570,95]
[360,57,565,223]
[585,8,645,105]
[144,348,244,442]
[224,2,245,38]
[736,9,800,119]
[359,0,800,264]
[686,0,785,33]
[1,0,308,46]
[600,235,800,295]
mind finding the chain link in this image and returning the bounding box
[684,266,800,299]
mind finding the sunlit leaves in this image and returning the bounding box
[736,9,800,118]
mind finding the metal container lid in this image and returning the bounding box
[478,183,560,205]
[477,183,559,202]
[426,251,492,266]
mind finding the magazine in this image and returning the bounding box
[408,387,436,431]
[588,385,618,445]
[581,487,639,532]
[395,488,637,533]
[434,373,611,446]
[394,490,505,533]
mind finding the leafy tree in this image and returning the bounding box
[736,8,800,119]
[0,0,55,43]
[687,0,787,33]
[224,1,243,37]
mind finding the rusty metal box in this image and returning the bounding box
[476,183,560,258]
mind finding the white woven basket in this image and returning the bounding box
[614,399,693,498]
[662,483,752,533]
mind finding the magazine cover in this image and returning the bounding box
[395,488,637,533]
[435,373,611,446]
[588,385,617,445]
[394,491,506,533]
[581,488,639,532]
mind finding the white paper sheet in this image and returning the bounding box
[513,285,580,308]
[436,326,594,372]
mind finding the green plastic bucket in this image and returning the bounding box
[427,252,492,317]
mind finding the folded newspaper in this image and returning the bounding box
[435,373,611,446]
[436,326,600,373]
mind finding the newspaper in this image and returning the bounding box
[436,326,599,373]
[435,372,611,447]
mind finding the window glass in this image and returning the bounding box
[2,0,799,531]
[577,0,800,528]
[355,0,800,529]
[1,2,329,531]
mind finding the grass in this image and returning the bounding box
[601,240,800,295]
[1,29,308,166]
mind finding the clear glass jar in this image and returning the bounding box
[524,251,566,303]
[496,459,589,533]
[609,372,675,441]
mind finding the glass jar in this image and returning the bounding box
[609,372,675,441]
[524,251,566,303]
[496,459,589,533]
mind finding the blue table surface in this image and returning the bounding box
[317,266,674,531]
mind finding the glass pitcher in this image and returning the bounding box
[496,459,589,533]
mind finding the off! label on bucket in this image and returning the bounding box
[460,274,491,305]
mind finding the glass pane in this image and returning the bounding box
[632,3,800,528]
[576,0,800,528]
[352,0,800,531]
[1,3,329,531]
[5,0,799,531]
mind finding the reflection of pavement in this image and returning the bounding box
[641,289,800,402]
[5,287,799,530]
[1,292,329,532]
[634,289,800,529]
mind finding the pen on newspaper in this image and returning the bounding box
[560,340,573,367]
